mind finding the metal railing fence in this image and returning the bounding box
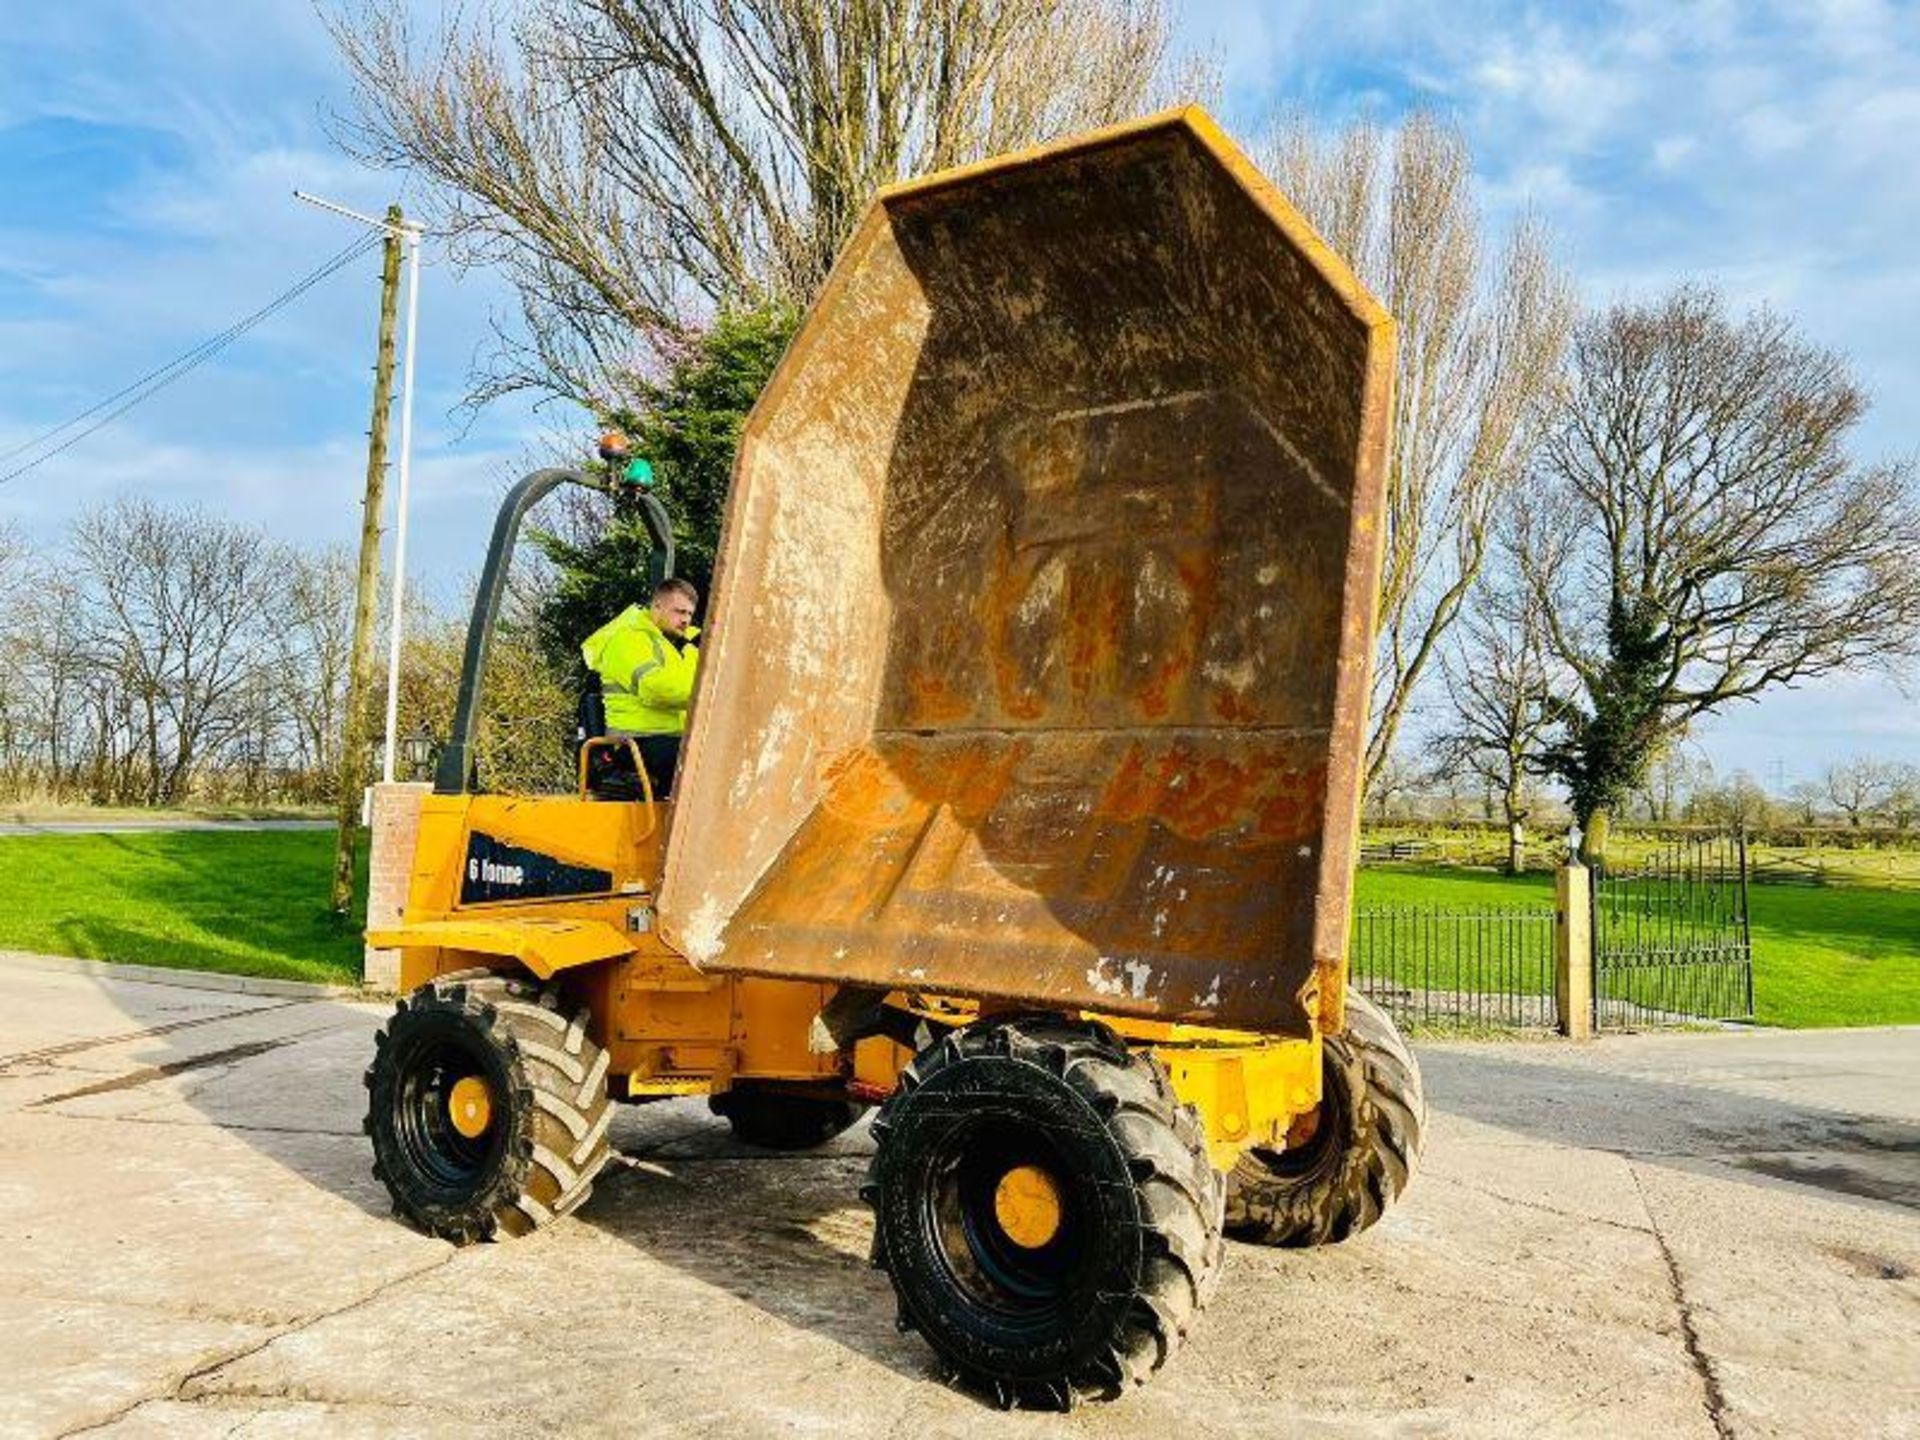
[1347,902,1560,1031]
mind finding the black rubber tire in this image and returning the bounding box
[709,1087,867,1151]
[365,971,613,1243]
[1224,991,1425,1247]
[863,1016,1225,1410]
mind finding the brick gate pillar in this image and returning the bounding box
[364,781,431,989]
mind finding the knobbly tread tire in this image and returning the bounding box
[863,1015,1225,1410]
[1224,991,1425,1247]
[710,1088,867,1151]
[365,972,613,1244]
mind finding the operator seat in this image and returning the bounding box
[578,672,679,802]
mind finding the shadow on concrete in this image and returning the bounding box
[13,973,396,1225]
[579,1110,938,1388]
[1421,1046,1920,1211]
[36,969,938,1390]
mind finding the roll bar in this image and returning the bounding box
[434,469,675,795]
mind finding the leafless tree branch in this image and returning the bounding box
[1260,113,1576,795]
[324,0,1210,412]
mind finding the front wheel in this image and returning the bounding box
[1225,991,1425,1247]
[365,972,613,1243]
[863,1016,1224,1410]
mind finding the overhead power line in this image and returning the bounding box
[0,231,386,488]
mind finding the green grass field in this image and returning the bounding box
[0,830,364,985]
[1365,824,1920,890]
[0,832,1912,1027]
[3,803,328,824]
[1358,866,1920,1028]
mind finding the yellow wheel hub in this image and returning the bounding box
[993,1164,1064,1249]
[448,1075,494,1139]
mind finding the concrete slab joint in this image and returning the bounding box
[364,781,432,989]
[1555,862,1593,1040]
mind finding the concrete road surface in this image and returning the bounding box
[0,951,1914,1439]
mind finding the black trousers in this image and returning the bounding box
[634,733,681,800]
[588,731,681,801]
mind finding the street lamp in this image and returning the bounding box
[401,727,436,781]
[294,189,423,786]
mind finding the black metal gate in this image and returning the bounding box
[1592,830,1754,1028]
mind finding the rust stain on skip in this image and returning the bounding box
[658,108,1395,1037]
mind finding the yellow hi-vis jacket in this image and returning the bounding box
[581,606,701,735]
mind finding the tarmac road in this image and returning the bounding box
[0,950,1914,1438]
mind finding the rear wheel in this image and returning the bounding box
[365,972,612,1243]
[710,1087,866,1151]
[1225,992,1425,1247]
[864,1016,1224,1409]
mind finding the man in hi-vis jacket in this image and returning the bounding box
[581,577,700,799]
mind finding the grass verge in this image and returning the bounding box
[3,803,329,825]
[1,833,1912,1026]
[0,829,364,986]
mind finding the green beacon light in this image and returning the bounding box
[596,430,654,487]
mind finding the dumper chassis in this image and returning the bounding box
[365,109,1424,1409]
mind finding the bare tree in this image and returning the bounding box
[0,522,20,596]
[69,500,282,806]
[327,0,1209,408]
[390,587,577,797]
[1262,113,1576,794]
[1518,288,1920,859]
[1784,780,1825,826]
[1431,586,1556,873]
[1364,752,1422,823]
[0,507,431,807]
[1684,770,1775,831]
[1823,757,1903,827]
[1888,764,1920,830]
[10,568,95,801]
[1636,744,1711,824]
[278,546,358,788]
[0,525,29,794]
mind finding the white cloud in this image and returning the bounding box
[1651,135,1697,172]
[0,413,542,568]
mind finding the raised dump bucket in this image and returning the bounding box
[659,108,1393,1037]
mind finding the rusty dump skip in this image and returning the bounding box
[658,108,1394,1037]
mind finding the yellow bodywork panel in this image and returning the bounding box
[368,915,634,981]
[380,747,1325,1162]
[403,792,664,914]
[627,1076,712,1098]
[856,1000,1321,1167]
[1155,1033,1322,1172]
[378,789,662,994]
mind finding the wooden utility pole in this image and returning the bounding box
[331,205,405,916]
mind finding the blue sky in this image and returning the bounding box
[0,5,551,600]
[0,1,1915,781]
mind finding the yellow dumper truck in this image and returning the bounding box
[365,107,1422,1409]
